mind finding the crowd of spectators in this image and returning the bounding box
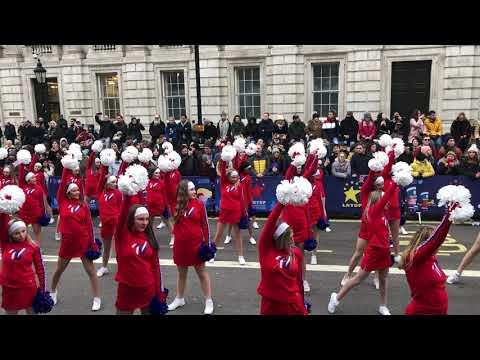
[2,108,480,183]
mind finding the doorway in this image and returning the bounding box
[390,60,432,119]
[33,77,60,122]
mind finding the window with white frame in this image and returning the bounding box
[163,71,186,120]
[98,73,121,119]
[312,63,339,117]
[236,67,260,120]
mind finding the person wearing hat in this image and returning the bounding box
[358,112,376,142]
[50,165,101,311]
[411,152,435,178]
[0,213,48,315]
[438,136,463,160]
[459,144,480,179]
[95,165,123,278]
[273,114,288,144]
[202,118,219,144]
[17,161,48,246]
[127,117,145,144]
[438,150,460,175]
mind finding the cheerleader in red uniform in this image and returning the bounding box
[146,167,172,239]
[95,165,122,278]
[84,151,102,205]
[399,203,457,315]
[0,166,16,189]
[50,166,101,311]
[114,193,166,315]
[382,149,401,256]
[258,202,306,315]
[328,182,398,315]
[213,159,246,264]
[163,166,181,247]
[168,180,214,314]
[17,164,48,245]
[0,214,48,315]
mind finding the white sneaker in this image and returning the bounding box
[400,226,408,235]
[447,272,461,284]
[51,291,57,305]
[253,221,259,229]
[208,257,215,264]
[98,222,102,228]
[96,266,109,277]
[340,273,350,287]
[204,298,214,315]
[378,305,391,315]
[168,297,185,311]
[325,227,332,232]
[92,297,102,311]
[327,292,339,314]
[238,256,246,265]
[372,273,380,290]
[249,237,256,245]
[224,235,232,245]
[55,232,61,241]
[49,217,55,225]
[303,280,310,293]
[310,254,317,265]
[157,222,166,230]
[169,237,175,247]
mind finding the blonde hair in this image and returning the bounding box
[364,190,383,223]
[398,226,434,270]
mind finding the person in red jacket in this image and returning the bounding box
[0,214,47,315]
[258,202,306,315]
[328,182,398,315]
[0,166,16,189]
[146,168,173,243]
[168,180,214,314]
[399,203,457,315]
[84,151,102,205]
[213,159,246,264]
[114,194,166,315]
[358,112,376,142]
[95,165,122,278]
[163,167,181,247]
[50,166,101,311]
[17,164,48,245]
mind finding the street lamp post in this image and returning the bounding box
[194,45,202,125]
[33,57,49,123]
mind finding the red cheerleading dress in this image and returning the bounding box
[17,165,45,225]
[358,170,377,240]
[114,194,164,312]
[96,166,122,239]
[0,213,46,311]
[233,153,248,172]
[382,150,401,221]
[360,183,397,272]
[84,152,101,198]
[218,160,244,224]
[57,167,96,258]
[146,178,168,217]
[172,198,210,266]
[164,169,181,214]
[257,203,307,316]
[28,154,48,196]
[404,212,452,315]
[0,175,15,189]
[240,172,253,216]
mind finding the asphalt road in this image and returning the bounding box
[2,216,480,315]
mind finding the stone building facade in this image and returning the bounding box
[0,45,478,130]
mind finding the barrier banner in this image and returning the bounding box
[183,176,216,211]
[48,176,98,212]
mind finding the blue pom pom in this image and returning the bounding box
[149,289,169,315]
[85,238,103,260]
[316,218,330,231]
[238,216,249,230]
[198,242,217,262]
[162,207,170,219]
[32,289,54,314]
[37,214,51,227]
[304,300,312,314]
[304,238,317,252]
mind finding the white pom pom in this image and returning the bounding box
[245,143,257,156]
[34,144,46,154]
[292,154,306,167]
[138,148,153,163]
[125,164,149,192]
[392,161,411,174]
[374,151,389,167]
[233,137,246,153]
[391,138,405,158]
[0,185,26,214]
[125,146,139,157]
[91,140,104,153]
[100,148,116,166]
[117,175,137,196]
[392,170,413,187]
[68,143,83,161]
[121,150,135,163]
[17,149,32,165]
[368,158,384,172]
[316,144,328,159]
[290,176,313,205]
[221,145,237,162]
[157,155,169,172]
[308,138,323,154]
[450,203,475,223]
[162,142,173,154]
[378,134,393,148]
[437,185,471,207]
[276,180,295,205]
[0,148,8,160]
[288,142,306,160]
[61,153,80,170]
[167,151,182,171]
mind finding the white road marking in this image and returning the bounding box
[15,254,480,278]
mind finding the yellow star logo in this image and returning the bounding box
[344,186,360,203]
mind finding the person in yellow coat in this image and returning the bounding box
[411,152,435,179]
[423,110,443,149]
